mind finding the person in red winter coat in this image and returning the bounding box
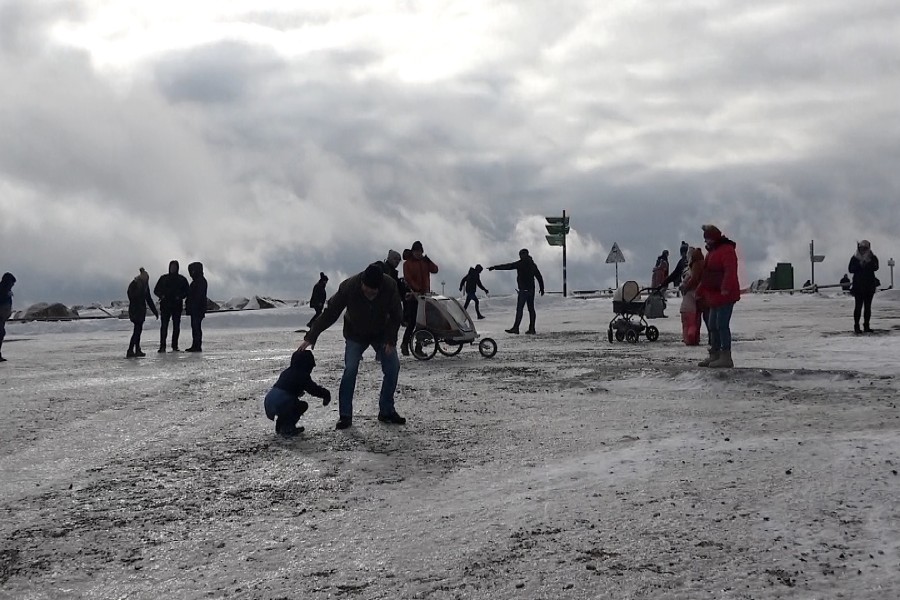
[696,225,740,368]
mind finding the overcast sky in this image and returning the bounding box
[2,0,899,306]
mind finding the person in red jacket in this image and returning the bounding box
[696,225,740,368]
[400,240,439,355]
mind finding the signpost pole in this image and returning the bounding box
[562,210,567,297]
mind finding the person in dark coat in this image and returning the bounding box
[380,249,410,322]
[0,272,17,362]
[488,249,545,334]
[154,260,190,352]
[185,262,208,352]
[264,349,331,436]
[848,240,880,334]
[126,268,159,358]
[459,264,489,319]
[661,241,690,291]
[840,274,852,292]
[298,264,403,430]
[307,272,329,328]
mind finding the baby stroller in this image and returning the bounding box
[607,281,660,343]
[410,294,498,360]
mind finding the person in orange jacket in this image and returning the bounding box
[400,240,439,355]
[696,225,740,368]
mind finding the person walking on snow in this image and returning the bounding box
[459,264,489,319]
[696,225,740,368]
[848,240,880,334]
[298,264,404,430]
[401,241,439,356]
[307,272,329,328]
[185,262,208,352]
[126,268,159,358]
[0,272,17,362]
[154,260,189,352]
[488,248,545,334]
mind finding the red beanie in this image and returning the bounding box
[702,224,722,242]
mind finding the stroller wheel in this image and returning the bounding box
[411,330,437,360]
[607,327,614,343]
[625,329,639,343]
[646,325,660,341]
[478,337,498,358]
[615,329,626,342]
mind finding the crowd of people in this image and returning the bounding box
[0,230,885,436]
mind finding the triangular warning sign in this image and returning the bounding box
[606,242,625,263]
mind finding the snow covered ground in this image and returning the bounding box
[1,291,899,599]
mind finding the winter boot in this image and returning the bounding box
[401,342,410,356]
[863,322,873,333]
[135,346,146,357]
[126,348,136,358]
[854,322,862,334]
[505,327,520,334]
[0,354,5,362]
[698,349,719,367]
[709,349,734,368]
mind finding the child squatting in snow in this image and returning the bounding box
[263,349,331,436]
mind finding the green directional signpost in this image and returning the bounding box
[545,210,570,297]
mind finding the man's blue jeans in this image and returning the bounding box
[339,339,400,418]
[708,303,735,351]
[513,289,536,330]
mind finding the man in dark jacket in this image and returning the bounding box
[185,262,208,352]
[489,249,545,334]
[459,264,489,319]
[849,240,880,333]
[307,272,329,328]
[0,272,17,362]
[661,241,690,292]
[126,268,159,358]
[298,263,404,430]
[154,260,190,352]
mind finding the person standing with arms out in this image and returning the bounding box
[298,264,404,430]
[401,241,439,356]
[185,262,208,352]
[848,240,880,334]
[488,248,545,334]
[126,268,159,358]
[154,260,189,352]
[696,225,740,368]
[0,272,17,362]
[459,264,489,319]
[307,272,328,328]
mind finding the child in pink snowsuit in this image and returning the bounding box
[679,247,704,345]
